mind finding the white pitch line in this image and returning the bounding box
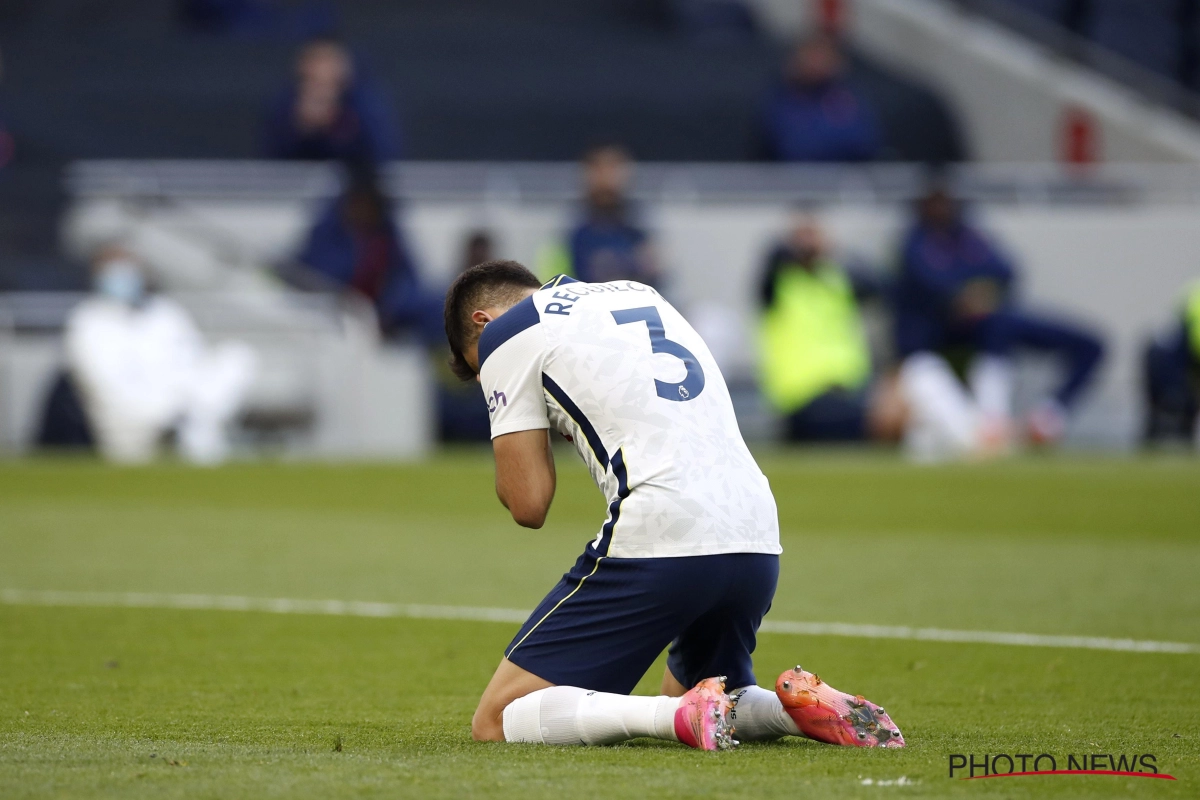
[756,620,1200,654]
[2,589,1197,655]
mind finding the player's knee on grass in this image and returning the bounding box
[473,658,555,741]
[471,702,506,742]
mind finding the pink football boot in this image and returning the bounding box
[674,676,737,751]
[775,666,904,748]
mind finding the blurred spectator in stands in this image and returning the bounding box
[759,212,904,442]
[64,245,256,464]
[756,33,881,162]
[539,144,660,287]
[285,163,425,337]
[437,229,498,442]
[263,36,400,162]
[1143,281,1200,449]
[462,229,495,272]
[894,183,1105,447]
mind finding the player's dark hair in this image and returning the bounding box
[444,260,542,381]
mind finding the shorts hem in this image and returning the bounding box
[604,544,783,559]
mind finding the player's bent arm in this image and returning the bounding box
[492,429,556,529]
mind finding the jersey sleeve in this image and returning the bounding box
[478,315,551,439]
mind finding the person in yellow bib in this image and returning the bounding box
[759,214,905,443]
[1190,285,1200,369]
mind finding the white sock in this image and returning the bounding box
[899,353,981,461]
[729,685,801,741]
[502,687,681,745]
[968,355,1013,419]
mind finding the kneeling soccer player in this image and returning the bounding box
[444,261,905,750]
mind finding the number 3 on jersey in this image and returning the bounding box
[612,306,706,402]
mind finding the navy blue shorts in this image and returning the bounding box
[504,545,779,695]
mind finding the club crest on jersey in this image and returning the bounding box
[487,390,507,414]
[678,386,690,399]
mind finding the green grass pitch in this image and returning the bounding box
[1,451,1198,798]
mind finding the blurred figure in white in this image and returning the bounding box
[898,352,1004,463]
[65,245,257,465]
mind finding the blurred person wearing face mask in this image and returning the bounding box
[263,36,401,163]
[64,246,256,464]
[756,34,880,163]
[539,145,660,288]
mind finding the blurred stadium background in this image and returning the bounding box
[0,0,1198,459]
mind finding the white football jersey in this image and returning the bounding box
[478,276,781,559]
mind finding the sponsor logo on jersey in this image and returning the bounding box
[487,390,507,414]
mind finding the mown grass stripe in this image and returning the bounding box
[3,588,1197,654]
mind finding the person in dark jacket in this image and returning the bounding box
[289,165,423,335]
[894,185,1105,445]
[263,36,400,163]
[540,145,660,287]
[757,34,881,163]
